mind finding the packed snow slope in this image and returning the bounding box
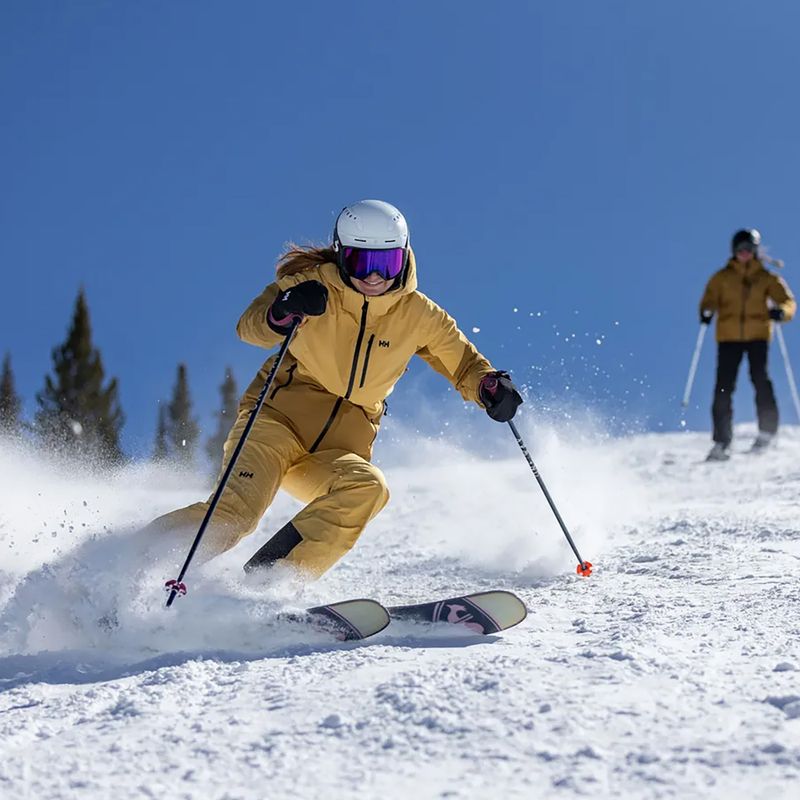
[0,422,798,799]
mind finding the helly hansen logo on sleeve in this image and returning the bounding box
[379,340,390,348]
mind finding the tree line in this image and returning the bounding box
[0,289,240,468]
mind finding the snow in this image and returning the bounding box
[0,423,799,799]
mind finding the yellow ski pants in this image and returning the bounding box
[149,412,389,577]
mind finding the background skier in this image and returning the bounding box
[699,228,796,461]
[150,199,522,576]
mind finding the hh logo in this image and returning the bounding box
[378,340,390,348]
[239,471,254,479]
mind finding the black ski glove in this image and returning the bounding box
[268,280,328,334]
[479,371,523,422]
[769,307,785,321]
[700,310,714,325]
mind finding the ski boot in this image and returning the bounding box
[706,442,730,462]
[750,432,774,453]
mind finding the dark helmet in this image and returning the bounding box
[731,228,761,255]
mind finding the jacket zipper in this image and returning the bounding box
[741,278,750,340]
[359,334,375,388]
[269,363,297,400]
[309,299,369,452]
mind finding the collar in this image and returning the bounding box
[727,257,764,277]
[319,248,419,320]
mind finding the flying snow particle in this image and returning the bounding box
[69,420,83,436]
[472,327,480,333]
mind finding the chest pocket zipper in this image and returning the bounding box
[359,334,376,388]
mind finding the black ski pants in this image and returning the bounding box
[712,340,778,445]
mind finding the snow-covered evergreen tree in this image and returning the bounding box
[206,366,238,469]
[165,363,199,466]
[153,403,169,462]
[35,289,124,462]
[0,353,23,437]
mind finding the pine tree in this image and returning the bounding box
[153,404,169,462]
[35,289,124,462]
[166,363,199,466]
[0,353,23,437]
[206,366,239,468]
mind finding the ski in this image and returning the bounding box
[292,591,527,642]
[388,590,527,635]
[304,598,390,641]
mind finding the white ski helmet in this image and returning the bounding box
[333,199,411,287]
[333,199,409,251]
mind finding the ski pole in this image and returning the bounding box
[507,419,592,577]
[165,319,300,607]
[682,324,708,408]
[775,325,800,423]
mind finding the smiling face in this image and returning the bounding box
[350,274,394,296]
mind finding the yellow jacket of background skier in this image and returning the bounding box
[237,249,494,460]
[699,258,796,343]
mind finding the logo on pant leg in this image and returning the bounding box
[239,471,254,479]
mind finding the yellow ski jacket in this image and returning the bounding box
[699,258,796,343]
[236,250,495,459]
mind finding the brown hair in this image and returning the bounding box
[276,243,337,279]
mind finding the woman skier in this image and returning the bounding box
[152,199,522,577]
[699,228,796,461]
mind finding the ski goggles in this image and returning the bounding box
[342,246,406,281]
[735,241,757,254]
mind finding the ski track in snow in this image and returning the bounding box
[0,424,799,799]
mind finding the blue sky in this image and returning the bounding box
[2,1,800,457]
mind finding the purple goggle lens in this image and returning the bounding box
[343,247,405,281]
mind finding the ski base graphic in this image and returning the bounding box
[305,598,390,641]
[389,590,527,635]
